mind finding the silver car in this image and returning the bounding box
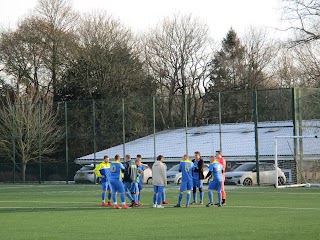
[225,162,286,186]
[74,164,98,183]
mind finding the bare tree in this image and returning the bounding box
[242,27,279,89]
[0,89,63,182]
[34,0,79,95]
[293,42,320,87]
[281,0,320,45]
[0,17,48,94]
[142,14,213,127]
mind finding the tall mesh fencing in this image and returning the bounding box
[0,88,319,184]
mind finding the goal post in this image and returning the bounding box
[274,135,320,188]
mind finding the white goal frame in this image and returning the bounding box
[274,135,319,188]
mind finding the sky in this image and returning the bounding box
[0,0,285,40]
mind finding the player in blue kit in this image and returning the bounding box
[174,155,194,208]
[205,156,223,207]
[94,156,112,207]
[109,154,128,209]
[136,155,144,206]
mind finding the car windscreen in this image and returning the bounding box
[168,164,180,171]
[233,164,255,172]
[80,166,94,171]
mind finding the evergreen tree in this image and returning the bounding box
[209,28,246,92]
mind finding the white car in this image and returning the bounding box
[74,164,152,184]
[141,164,153,184]
[167,164,210,184]
[74,164,98,183]
[225,162,286,186]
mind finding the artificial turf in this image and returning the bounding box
[0,184,319,240]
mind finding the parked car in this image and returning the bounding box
[229,163,244,172]
[74,164,98,183]
[166,164,210,184]
[225,162,286,186]
[74,163,152,184]
[141,164,153,184]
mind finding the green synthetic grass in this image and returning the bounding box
[0,184,319,240]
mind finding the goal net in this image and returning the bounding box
[275,135,320,188]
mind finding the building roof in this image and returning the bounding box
[76,120,320,164]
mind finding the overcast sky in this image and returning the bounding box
[0,0,285,40]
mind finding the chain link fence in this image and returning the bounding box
[0,88,319,184]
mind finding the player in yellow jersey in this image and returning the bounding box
[94,156,112,206]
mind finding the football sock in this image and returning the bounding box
[157,193,162,205]
[126,192,133,201]
[138,193,141,202]
[193,192,197,202]
[102,192,106,203]
[218,191,222,205]
[162,191,166,202]
[120,193,125,203]
[178,193,183,205]
[186,193,191,206]
[208,191,213,203]
[153,193,157,204]
[107,192,112,201]
[112,193,117,203]
[200,192,204,202]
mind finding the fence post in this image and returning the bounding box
[153,96,156,162]
[218,92,222,151]
[292,88,298,183]
[122,98,126,160]
[185,95,189,156]
[38,103,42,184]
[92,100,97,183]
[253,90,260,186]
[65,101,69,184]
[12,104,16,183]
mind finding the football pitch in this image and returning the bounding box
[0,184,319,240]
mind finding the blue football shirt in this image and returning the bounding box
[110,161,125,181]
[209,161,223,182]
[99,167,111,182]
[179,160,194,182]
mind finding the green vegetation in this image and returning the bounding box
[0,184,319,240]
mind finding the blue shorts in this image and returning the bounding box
[180,180,193,191]
[110,180,125,194]
[102,181,112,191]
[153,185,164,193]
[138,182,143,191]
[208,180,222,192]
[193,179,203,188]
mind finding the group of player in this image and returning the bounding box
[94,154,146,209]
[93,150,226,209]
[151,151,226,208]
